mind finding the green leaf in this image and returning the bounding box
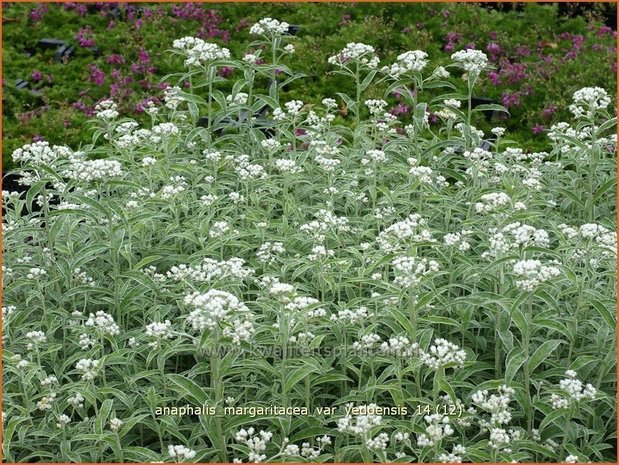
[505,347,526,384]
[528,340,563,373]
[167,374,210,405]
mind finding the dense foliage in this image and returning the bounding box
[2,15,617,463]
[2,2,617,171]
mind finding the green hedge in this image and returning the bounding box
[2,2,616,171]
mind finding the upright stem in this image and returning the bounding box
[210,328,226,461]
[523,296,532,432]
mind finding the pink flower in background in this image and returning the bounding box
[488,31,498,40]
[236,18,250,32]
[488,71,500,85]
[339,15,352,27]
[107,20,116,30]
[87,64,105,86]
[30,4,48,22]
[515,45,531,56]
[218,66,234,78]
[532,124,545,134]
[541,104,557,119]
[32,134,44,142]
[106,54,125,65]
[31,70,43,82]
[76,27,95,47]
[390,103,409,116]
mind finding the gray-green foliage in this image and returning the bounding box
[2,25,616,463]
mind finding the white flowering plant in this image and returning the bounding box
[2,18,616,463]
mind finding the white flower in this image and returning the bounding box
[56,414,71,429]
[85,311,120,336]
[109,417,123,432]
[284,44,295,54]
[168,444,197,461]
[382,50,428,77]
[250,17,290,37]
[328,43,379,69]
[569,87,611,118]
[392,256,439,288]
[75,358,100,381]
[512,259,561,292]
[451,49,489,74]
[185,290,250,332]
[95,100,119,120]
[420,339,466,369]
[172,37,230,67]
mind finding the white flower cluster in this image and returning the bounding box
[377,214,432,252]
[274,159,302,174]
[95,100,119,120]
[550,370,597,409]
[475,192,511,214]
[352,333,382,350]
[75,358,100,381]
[145,320,174,348]
[438,444,466,463]
[63,158,123,182]
[168,444,197,462]
[249,17,290,37]
[26,330,47,349]
[419,338,467,369]
[417,414,454,447]
[300,209,350,242]
[235,428,273,463]
[233,155,267,180]
[366,432,389,450]
[382,50,428,77]
[471,385,515,427]
[328,43,379,69]
[109,417,123,432]
[569,87,611,118]
[443,231,472,252]
[337,403,382,437]
[330,306,368,324]
[408,159,448,187]
[227,92,249,106]
[391,256,439,288]
[184,289,250,332]
[12,141,70,166]
[379,335,411,356]
[256,242,286,264]
[512,259,561,292]
[85,311,120,336]
[488,427,521,452]
[166,257,254,283]
[172,36,230,67]
[450,49,489,74]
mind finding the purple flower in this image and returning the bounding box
[32,134,44,142]
[218,66,233,78]
[402,27,411,33]
[107,20,116,30]
[30,4,48,22]
[106,54,125,65]
[416,22,425,30]
[464,43,476,50]
[532,124,545,134]
[389,103,409,116]
[486,42,501,58]
[87,64,105,86]
[488,71,500,86]
[138,49,150,63]
[31,70,43,82]
[75,27,95,47]
[541,104,557,119]
[515,45,531,57]
[236,18,250,32]
[339,14,352,27]
[294,128,307,137]
[488,31,498,40]
[501,91,521,108]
